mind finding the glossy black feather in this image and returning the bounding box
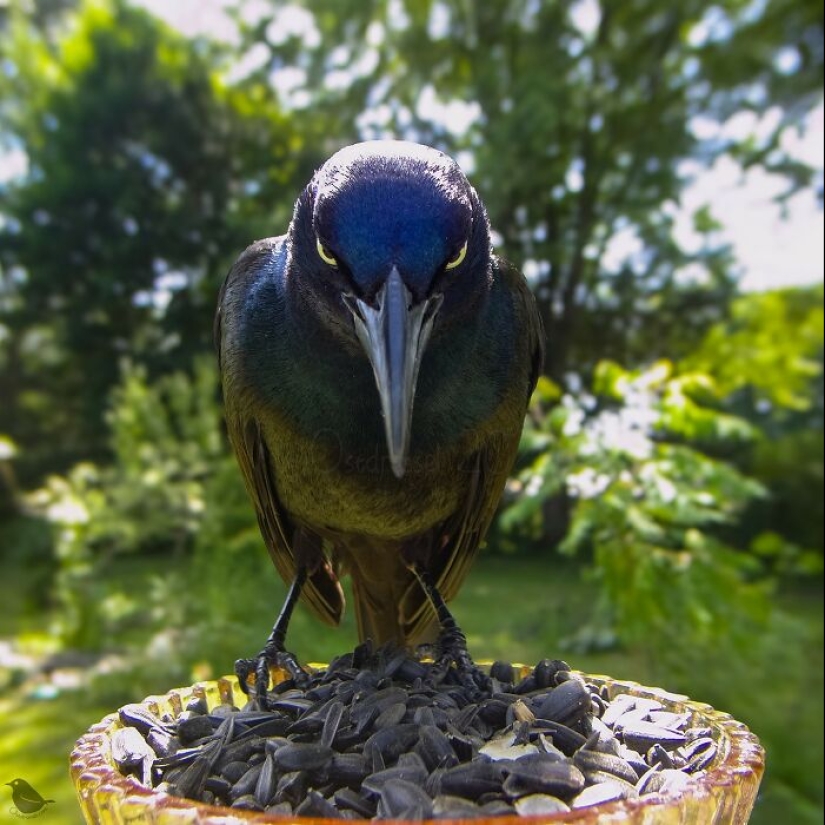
[216,141,544,646]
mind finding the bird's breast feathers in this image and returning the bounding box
[220,239,533,541]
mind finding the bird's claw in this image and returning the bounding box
[428,626,492,699]
[235,646,308,706]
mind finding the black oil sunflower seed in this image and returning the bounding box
[113,647,710,820]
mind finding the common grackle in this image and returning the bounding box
[215,141,543,699]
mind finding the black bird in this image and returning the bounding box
[215,141,543,698]
[6,779,55,814]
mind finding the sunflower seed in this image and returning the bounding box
[416,726,459,771]
[177,715,215,745]
[481,799,517,816]
[377,779,433,819]
[296,790,342,818]
[571,780,632,808]
[600,694,637,727]
[648,711,689,730]
[684,737,718,773]
[636,767,666,794]
[185,697,209,715]
[535,679,592,726]
[265,801,293,816]
[321,700,346,747]
[229,763,262,801]
[413,706,436,727]
[514,794,571,816]
[119,704,173,737]
[231,794,263,811]
[529,719,587,754]
[146,729,178,759]
[573,749,639,785]
[204,776,231,798]
[374,701,407,730]
[362,763,429,796]
[647,742,675,769]
[502,758,585,800]
[254,752,277,807]
[479,733,539,762]
[490,661,515,684]
[274,771,308,806]
[329,753,370,788]
[112,647,720,820]
[534,660,571,689]
[334,788,376,818]
[622,720,687,753]
[440,761,503,798]
[432,794,482,818]
[176,754,213,799]
[364,724,420,764]
[111,727,155,775]
[272,742,333,772]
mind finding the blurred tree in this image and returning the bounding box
[684,285,824,418]
[30,357,230,647]
[683,285,825,554]
[499,358,821,652]
[0,0,310,480]
[2,0,821,482]
[238,0,822,381]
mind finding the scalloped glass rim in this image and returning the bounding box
[70,668,765,824]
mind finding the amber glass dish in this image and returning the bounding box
[71,668,765,824]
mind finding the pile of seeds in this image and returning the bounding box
[112,646,719,819]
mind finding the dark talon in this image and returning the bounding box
[431,627,491,699]
[237,567,309,704]
[412,565,491,699]
[235,647,308,706]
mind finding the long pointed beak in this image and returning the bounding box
[345,267,442,478]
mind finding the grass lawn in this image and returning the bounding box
[0,553,822,824]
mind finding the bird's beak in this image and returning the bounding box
[345,267,442,478]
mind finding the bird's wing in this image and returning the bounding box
[215,244,344,628]
[238,418,344,626]
[503,255,546,402]
[400,258,545,642]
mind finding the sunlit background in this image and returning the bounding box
[0,1,822,823]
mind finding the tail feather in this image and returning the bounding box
[345,544,438,649]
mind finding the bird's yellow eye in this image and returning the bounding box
[316,238,338,267]
[445,240,468,271]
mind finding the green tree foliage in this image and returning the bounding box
[0,5,819,820]
[684,285,824,414]
[34,309,820,654]
[29,357,232,647]
[1,0,821,481]
[501,361,781,650]
[240,0,823,380]
[684,285,825,554]
[0,0,305,477]
[498,286,824,649]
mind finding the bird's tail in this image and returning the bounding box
[345,541,438,649]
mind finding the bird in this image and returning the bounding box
[215,140,543,700]
[6,779,55,814]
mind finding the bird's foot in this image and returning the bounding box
[428,625,492,699]
[235,645,308,707]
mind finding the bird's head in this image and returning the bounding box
[287,140,492,478]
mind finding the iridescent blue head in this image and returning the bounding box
[286,141,493,479]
